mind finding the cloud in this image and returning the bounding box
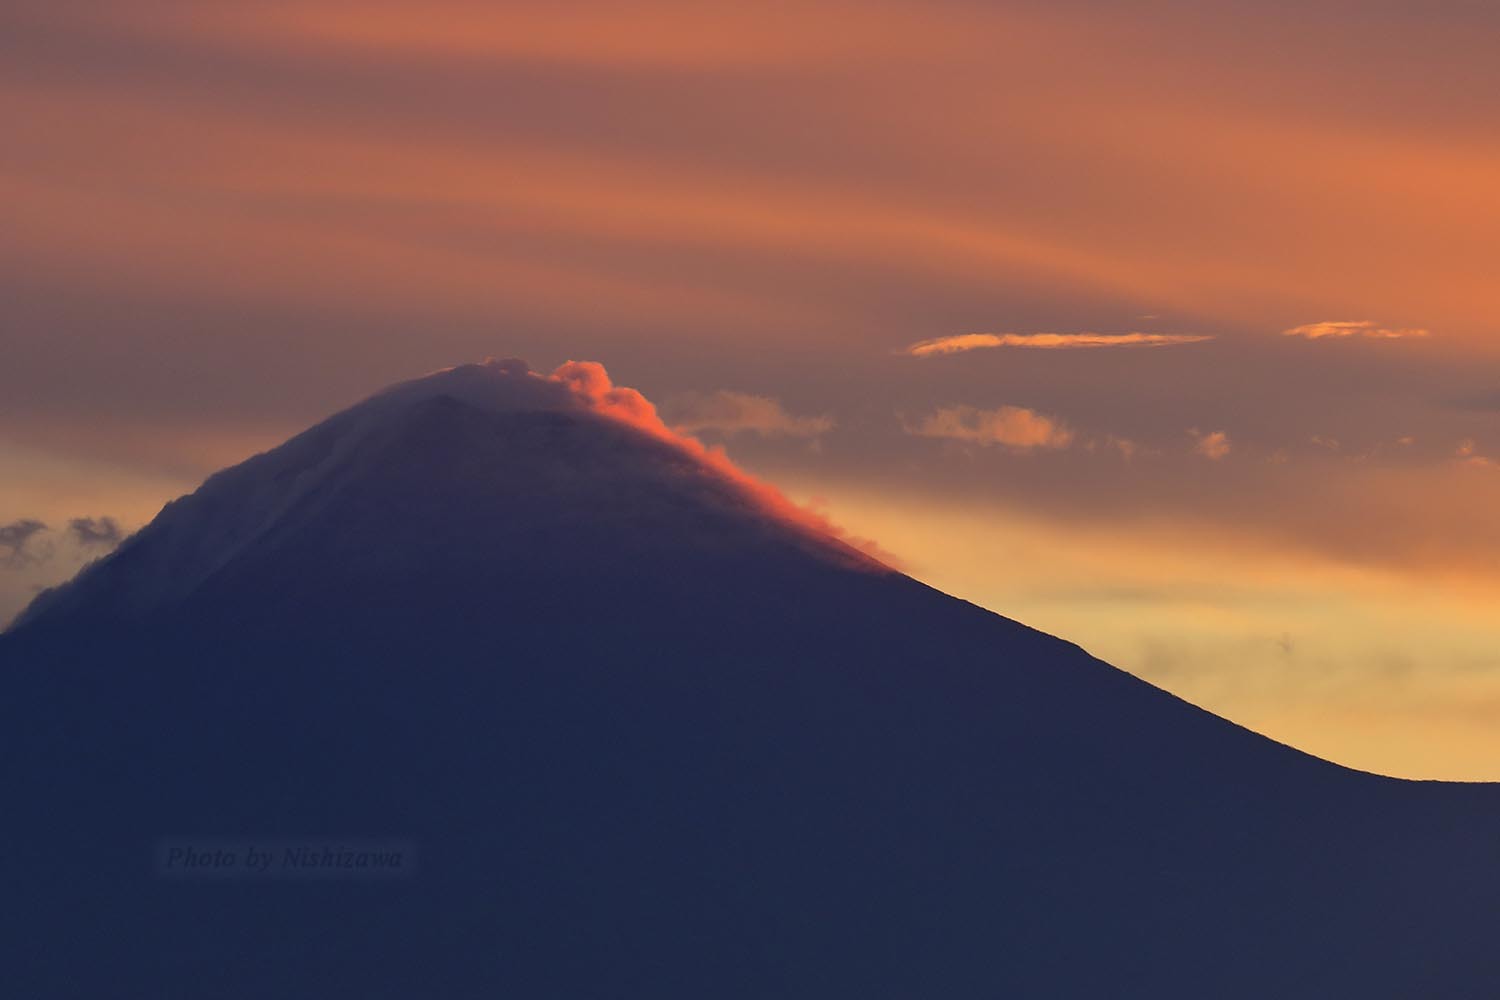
[1450,389,1500,412]
[909,405,1074,451]
[1083,435,1142,459]
[0,520,49,568]
[1190,429,1231,460]
[1454,439,1497,468]
[380,360,895,568]
[904,332,1213,357]
[1282,320,1430,340]
[663,391,834,438]
[0,516,128,572]
[1105,435,1139,459]
[68,516,124,549]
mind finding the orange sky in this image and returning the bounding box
[3,0,1500,777]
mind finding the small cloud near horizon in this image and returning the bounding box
[903,332,1214,357]
[1105,435,1140,459]
[69,516,124,549]
[1455,439,1496,468]
[664,390,834,438]
[1191,429,1232,460]
[0,520,50,568]
[1282,320,1430,340]
[909,405,1074,451]
[1,516,127,570]
[1449,388,1500,412]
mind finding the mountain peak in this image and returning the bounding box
[371,358,662,429]
[7,361,1500,998]
[11,359,887,632]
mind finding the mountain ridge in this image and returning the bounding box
[12,360,883,631]
[3,358,1498,998]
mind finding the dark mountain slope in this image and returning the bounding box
[3,360,1497,997]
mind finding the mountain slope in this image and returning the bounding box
[3,360,1497,998]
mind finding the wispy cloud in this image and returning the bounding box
[69,516,124,549]
[1455,439,1497,468]
[0,520,50,568]
[1190,429,1232,460]
[1104,435,1140,459]
[1450,389,1500,412]
[664,390,834,438]
[909,405,1074,451]
[1,515,127,569]
[1282,320,1430,340]
[904,332,1213,357]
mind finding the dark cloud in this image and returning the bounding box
[1450,389,1500,412]
[0,516,126,572]
[0,519,49,567]
[69,516,124,549]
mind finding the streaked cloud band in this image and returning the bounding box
[665,390,834,438]
[905,332,1214,357]
[908,405,1074,451]
[1282,320,1430,340]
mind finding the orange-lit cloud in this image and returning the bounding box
[663,391,833,438]
[9,0,1500,352]
[1191,429,1232,460]
[165,0,986,70]
[1454,439,1497,468]
[457,360,894,569]
[1282,320,1431,340]
[905,332,1213,357]
[909,405,1074,451]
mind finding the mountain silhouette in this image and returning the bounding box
[3,359,1497,998]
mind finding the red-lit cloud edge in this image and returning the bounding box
[483,359,897,570]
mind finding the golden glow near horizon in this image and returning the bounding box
[783,478,1500,781]
[3,0,1500,777]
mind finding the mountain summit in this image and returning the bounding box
[3,360,1498,998]
[13,359,883,631]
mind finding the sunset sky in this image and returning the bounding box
[4,0,1500,778]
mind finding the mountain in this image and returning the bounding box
[3,358,1497,998]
